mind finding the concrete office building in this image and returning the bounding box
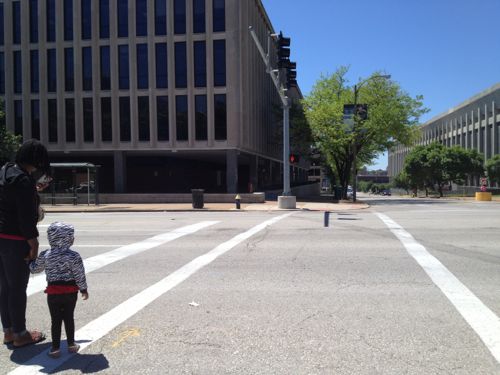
[0,0,307,193]
[388,83,500,183]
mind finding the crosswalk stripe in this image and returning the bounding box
[27,221,219,297]
[375,212,500,364]
[11,213,292,374]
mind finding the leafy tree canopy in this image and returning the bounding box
[302,66,428,196]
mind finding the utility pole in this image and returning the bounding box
[249,26,296,209]
[350,75,391,202]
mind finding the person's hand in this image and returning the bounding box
[25,238,39,261]
[36,182,50,192]
[81,292,89,300]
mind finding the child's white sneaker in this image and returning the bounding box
[68,343,80,353]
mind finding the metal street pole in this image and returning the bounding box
[249,26,294,204]
[350,75,391,203]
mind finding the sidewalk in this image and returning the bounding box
[42,200,369,213]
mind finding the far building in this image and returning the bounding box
[0,0,308,193]
[388,83,500,185]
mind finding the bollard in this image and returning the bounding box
[324,211,330,227]
[235,194,241,209]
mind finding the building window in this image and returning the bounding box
[176,95,188,141]
[193,0,205,34]
[14,51,22,94]
[136,44,149,90]
[46,0,56,42]
[100,0,110,39]
[136,0,148,37]
[213,40,226,86]
[194,41,206,87]
[30,0,38,43]
[117,0,128,38]
[0,53,4,94]
[174,42,187,88]
[138,96,150,141]
[65,98,75,142]
[101,97,112,142]
[156,96,169,141]
[82,47,93,91]
[118,45,129,90]
[83,98,94,142]
[64,0,73,41]
[13,1,21,44]
[30,50,39,93]
[14,101,23,137]
[64,48,74,91]
[0,3,3,46]
[174,0,186,34]
[213,0,225,32]
[195,95,207,140]
[31,100,40,140]
[48,99,58,143]
[119,97,131,142]
[155,43,168,89]
[214,94,227,140]
[47,49,57,92]
[100,46,111,90]
[155,0,167,36]
[81,0,92,40]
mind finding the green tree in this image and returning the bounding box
[392,171,411,194]
[303,66,428,198]
[485,154,500,186]
[0,100,21,165]
[404,143,485,197]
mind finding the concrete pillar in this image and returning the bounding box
[477,108,481,152]
[114,151,126,193]
[249,154,258,192]
[485,104,489,160]
[226,149,238,194]
[493,101,498,156]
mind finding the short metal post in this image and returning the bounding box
[324,211,330,227]
[235,194,241,209]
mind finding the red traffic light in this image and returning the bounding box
[289,154,299,164]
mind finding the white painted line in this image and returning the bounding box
[12,213,292,374]
[27,221,219,296]
[375,212,500,364]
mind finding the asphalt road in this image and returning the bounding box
[1,196,500,374]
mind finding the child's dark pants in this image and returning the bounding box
[47,293,77,349]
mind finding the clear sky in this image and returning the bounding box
[260,0,500,170]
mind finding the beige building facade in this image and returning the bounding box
[0,0,307,193]
[388,83,500,183]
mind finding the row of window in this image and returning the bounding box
[0,40,225,94]
[0,0,225,46]
[12,94,227,143]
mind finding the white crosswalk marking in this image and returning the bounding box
[27,221,219,296]
[11,213,292,374]
[376,212,500,364]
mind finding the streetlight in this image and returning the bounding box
[351,74,391,202]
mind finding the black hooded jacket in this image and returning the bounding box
[0,163,39,240]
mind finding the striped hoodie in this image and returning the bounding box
[30,222,87,294]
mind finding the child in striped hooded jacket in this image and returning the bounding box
[30,222,89,358]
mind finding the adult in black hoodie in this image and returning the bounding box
[0,139,49,348]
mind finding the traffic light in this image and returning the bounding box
[355,104,368,121]
[276,32,291,68]
[286,61,297,88]
[289,154,300,164]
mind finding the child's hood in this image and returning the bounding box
[47,222,74,249]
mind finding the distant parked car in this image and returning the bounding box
[382,189,391,196]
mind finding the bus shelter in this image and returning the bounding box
[48,163,101,206]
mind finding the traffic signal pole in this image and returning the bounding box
[249,27,295,207]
